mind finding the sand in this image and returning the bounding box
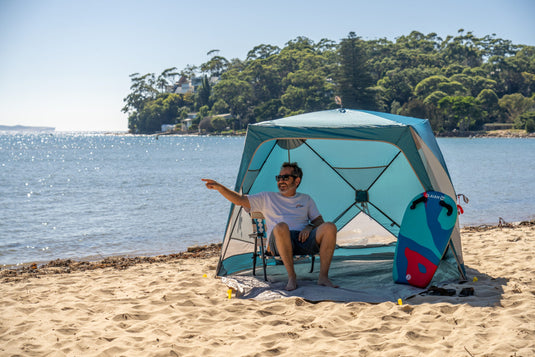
[1,225,534,356]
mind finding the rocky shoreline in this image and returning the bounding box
[0,243,222,283]
[153,129,535,138]
[436,129,534,138]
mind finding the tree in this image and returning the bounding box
[514,111,535,130]
[438,96,483,131]
[414,75,449,97]
[449,72,496,96]
[476,89,501,122]
[157,67,179,93]
[123,72,158,116]
[525,117,535,133]
[196,76,211,109]
[211,116,228,131]
[499,93,535,122]
[399,98,428,120]
[378,67,436,111]
[441,30,483,67]
[243,60,282,104]
[200,54,229,77]
[336,32,376,110]
[127,93,184,133]
[424,91,448,106]
[199,117,214,132]
[253,99,282,122]
[211,99,229,114]
[246,44,280,61]
[180,65,198,79]
[211,76,254,128]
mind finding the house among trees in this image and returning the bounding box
[172,76,219,95]
[173,76,202,94]
[181,116,194,131]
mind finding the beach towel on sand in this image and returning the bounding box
[222,259,425,303]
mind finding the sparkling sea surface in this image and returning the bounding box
[1,133,534,265]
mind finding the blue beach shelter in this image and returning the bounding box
[216,109,465,282]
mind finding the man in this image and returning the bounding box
[202,162,338,291]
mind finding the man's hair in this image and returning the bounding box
[282,162,303,180]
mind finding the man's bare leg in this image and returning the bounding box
[272,222,297,291]
[315,222,339,288]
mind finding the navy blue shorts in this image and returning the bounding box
[268,229,320,256]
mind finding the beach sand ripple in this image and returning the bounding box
[1,226,534,356]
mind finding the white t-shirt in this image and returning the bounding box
[247,191,321,238]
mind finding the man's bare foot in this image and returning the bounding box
[285,277,298,291]
[318,277,339,288]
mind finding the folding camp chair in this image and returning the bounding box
[249,212,316,281]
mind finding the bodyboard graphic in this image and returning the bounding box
[393,191,458,288]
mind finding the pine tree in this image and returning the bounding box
[337,32,377,110]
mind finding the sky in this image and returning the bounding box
[0,0,534,132]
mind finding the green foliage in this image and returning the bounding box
[123,31,535,134]
[424,91,448,106]
[195,76,211,109]
[211,116,228,131]
[199,117,213,132]
[336,32,377,110]
[415,75,449,97]
[525,118,535,133]
[499,93,535,122]
[438,95,483,131]
[515,111,535,130]
[211,76,253,126]
[477,89,501,122]
[200,54,229,77]
[128,93,188,134]
[211,99,229,115]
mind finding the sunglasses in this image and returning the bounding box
[275,174,297,181]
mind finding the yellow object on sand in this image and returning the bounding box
[473,276,478,282]
[397,298,402,305]
[202,274,207,278]
[227,289,233,299]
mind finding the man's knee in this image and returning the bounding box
[319,222,337,237]
[273,222,290,235]
[317,222,337,245]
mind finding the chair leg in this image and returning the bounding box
[252,234,258,276]
[309,256,315,273]
[259,236,268,281]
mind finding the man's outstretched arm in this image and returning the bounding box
[202,179,251,209]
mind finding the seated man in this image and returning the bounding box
[203,162,338,291]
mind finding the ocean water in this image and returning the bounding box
[439,137,535,227]
[1,133,534,265]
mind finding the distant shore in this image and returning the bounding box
[153,129,535,138]
[3,126,531,138]
[436,129,535,138]
[0,125,55,132]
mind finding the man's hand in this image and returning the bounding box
[298,225,314,242]
[202,178,221,191]
[202,178,250,209]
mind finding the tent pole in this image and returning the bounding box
[303,141,356,189]
[366,201,401,228]
[366,151,402,190]
[332,202,361,226]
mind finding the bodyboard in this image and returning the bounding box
[393,191,458,288]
